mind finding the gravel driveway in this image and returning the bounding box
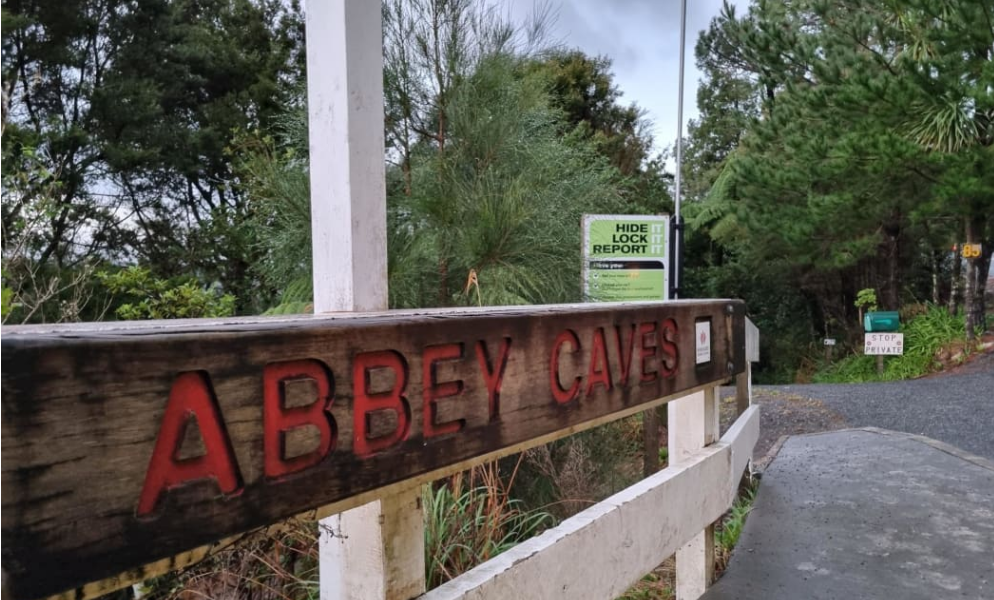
[764,354,994,460]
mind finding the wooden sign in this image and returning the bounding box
[1,301,745,599]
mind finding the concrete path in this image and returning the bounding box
[702,428,994,600]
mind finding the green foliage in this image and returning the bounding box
[2,0,303,313]
[99,267,236,320]
[389,54,630,308]
[1,278,15,319]
[814,305,970,382]
[855,289,879,313]
[533,50,658,185]
[617,572,672,600]
[236,49,644,311]
[715,486,756,569]
[233,113,313,301]
[682,0,994,378]
[423,471,552,588]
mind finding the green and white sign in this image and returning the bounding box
[582,214,670,302]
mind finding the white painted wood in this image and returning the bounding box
[321,488,425,600]
[722,405,760,504]
[421,443,734,600]
[306,0,388,314]
[669,387,720,600]
[745,317,760,363]
[667,391,705,465]
[419,404,758,600]
[676,532,712,600]
[321,501,385,600]
[305,2,423,599]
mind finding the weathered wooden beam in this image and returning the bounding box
[1,300,745,599]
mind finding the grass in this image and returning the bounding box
[813,305,975,383]
[423,460,553,588]
[715,486,757,572]
[617,571,672,600]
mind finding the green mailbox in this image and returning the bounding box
[864,311,900,332]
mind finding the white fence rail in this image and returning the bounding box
[424,405,759,600]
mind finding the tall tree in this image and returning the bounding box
[691,0,991,344]
[534,51,651,177]
[2,0,303,316]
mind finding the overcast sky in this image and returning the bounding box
[511,0,745,157]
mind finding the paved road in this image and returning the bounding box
[703,429,994,600]
[760,362,994,460]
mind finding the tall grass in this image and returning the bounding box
[715,488,756,572]
[814,305,972,383]
[423,460,553,588]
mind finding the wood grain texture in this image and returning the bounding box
[2,300,745,599]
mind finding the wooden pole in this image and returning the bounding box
[305,2,425,599]
[735,363,751,417]
[669,387,720,599]
[643,408,660,477]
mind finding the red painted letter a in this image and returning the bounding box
[137,371,242,517]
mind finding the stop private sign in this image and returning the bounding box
[865,332,904,355]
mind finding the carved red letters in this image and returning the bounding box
[550,319,682,408]
[263,359,336,479]
[476,338,511,421]
[660,318,679,378]
[639,321,659,383]
[550,329,582,404]
[614,324,636,387]
[139,317,684,515]
[585,327,612,395]
[137,372,242,517]
[353,350,412,457]
[423,343,465,437]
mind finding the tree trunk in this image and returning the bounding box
[931,249,941,305]
[975,248,991,334]
[971,222,992,335]
[964,217,980,341]
[882,219,901,310]
[948,247,961,316]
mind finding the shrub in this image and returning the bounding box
[814,305,971,382]
[99,266,236,320]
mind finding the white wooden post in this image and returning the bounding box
[737,317,760,421]
[668,386,720,599]
[305,2,425,599]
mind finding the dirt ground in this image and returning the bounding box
[718,387,849,470]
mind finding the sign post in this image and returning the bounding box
[823,338,836,363]
[864,332,904,376]
[582,214,670,478]
[582,214,670,302]
[304,2,423,598]
[864,332,904,356]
